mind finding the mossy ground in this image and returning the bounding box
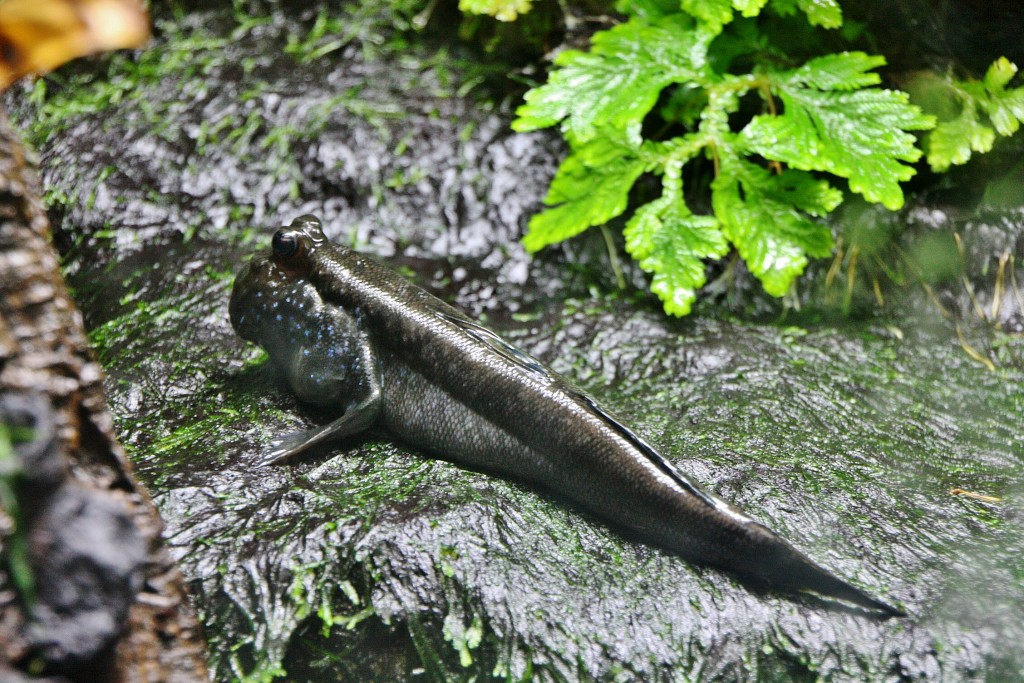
[7,1,1024,681]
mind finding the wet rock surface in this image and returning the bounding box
[8,3,1024,680]
[1,393,146,673]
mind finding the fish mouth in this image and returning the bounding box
[228,259,259,342]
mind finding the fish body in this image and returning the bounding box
[230,215,903,616]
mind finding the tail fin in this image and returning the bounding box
[739,522,905,617]
[786,555,906,617]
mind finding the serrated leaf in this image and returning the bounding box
[733,0,769,17]
[769,0,842,27]
[926,102,995,172]
[633,207,725,316]
[681,0,768,32]
[984,57,1017,91]
[513,16,712,144]
[981,58,1024,136]
[743,60,934,209]
[458,0,532,21]
[921,58,1024,170]
[796,0,842,28]
[523,136,645,252]
[987,88,1024,136]
[624,171,728,315]
[681,0,735,32]
[712,156,837,296]
[786,52,884,91]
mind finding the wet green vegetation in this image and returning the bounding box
[65,230,1023,680]
[0,421,36,612]
[6,0,1024,680]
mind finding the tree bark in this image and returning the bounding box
[0,111,208,681]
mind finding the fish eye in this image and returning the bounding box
[272,229,300,258]
[290,214,327,245]
[291,214,322,232]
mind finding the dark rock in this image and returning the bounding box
[0,393,146,674]
[5,3,1023,681]
[0,394,62,490]
[24,483,146,671]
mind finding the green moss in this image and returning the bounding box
[23,22,234,150]
[13,0,1023,679]
[0,424,35,611]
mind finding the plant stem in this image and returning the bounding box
[600,224,626,290]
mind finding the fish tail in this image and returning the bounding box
[732,522,905,617]
[783,554,906,617]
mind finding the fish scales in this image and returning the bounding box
[230,214,903,616]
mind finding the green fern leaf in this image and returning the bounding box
[458,0,533,21]
[927,100,995,172]
[712,155,839,296]
[921,58,1024,171]
[984,57,1017,91]
[523,136,645,252]
[681,0,768,33]
[785,52,884,90]
[794,0,842,28]
[987,90,1024,136]
[981,58,1024,136]
[680,0,734,30]
[742,53,934,209]
[732,0,769,14]
[513,16,712,143]
[624,167,728,315]
[768,0,842,27]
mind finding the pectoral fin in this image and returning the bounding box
[261,388,381,466]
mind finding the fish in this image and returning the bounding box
[229,214,904,617]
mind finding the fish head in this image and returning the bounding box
[229,215,364,406]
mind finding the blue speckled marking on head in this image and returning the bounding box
[228,221,372,407]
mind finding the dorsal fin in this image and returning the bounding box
[435,310,744,517]
[572,393,729,512]
[435,310,548,376]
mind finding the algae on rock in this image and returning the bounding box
[7,2,1024,681]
